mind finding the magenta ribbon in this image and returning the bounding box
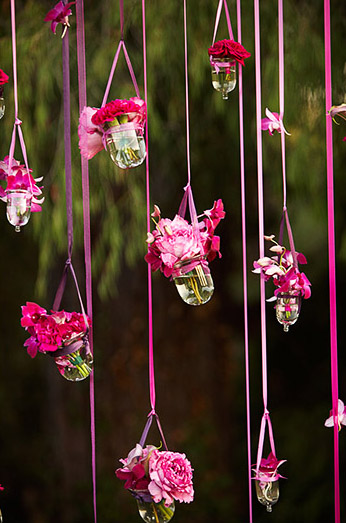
[324,1,340,522]
[8,0,33,196]
[236,0,252,519]
[212,0,234,44]
[75,1,97,521]
[209,57,235,74]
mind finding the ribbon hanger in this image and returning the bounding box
[212,0,234,45]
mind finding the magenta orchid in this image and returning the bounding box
[145,199,225,279]
[254,452,286,482]
[253,235,311,301]
[324,399,346,431]
[21,302,90,358]
[261,108,290,136]
[0,156,44,212]
[116,443,194,509]
[44,1,75,37]
[329,103,346,123]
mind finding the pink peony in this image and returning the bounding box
[0,69,9,86]
[78,106,104,160]
[44,1,75,35]
[208,39,251,66]
[148,449,194,507]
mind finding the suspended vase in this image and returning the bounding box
[0,97,4,119]
[103,114,146,169]
[211,59,236,100]
[137,499,175,523]
[6,189,32,232]
[173,256,214,306]
[275,291,302,332]
[53,334,93,382]
[255,479,279,512]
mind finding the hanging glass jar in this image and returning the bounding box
[255,477,279,512]
[103,114,146,169]
[173,256,214,306]
[53,334,93,382]
[137,499,175,523]
[6,189,32,232]
[275,291,302,332]
[211,59,236,100]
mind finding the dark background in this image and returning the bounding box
[0,0,346,521]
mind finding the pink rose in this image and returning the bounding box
[208,39,251,66]
[148,449,194,507]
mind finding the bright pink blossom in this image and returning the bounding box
[148,449,194,507]
[324,399,346,430]
[261,108,290,136]
[208,39,251,66]
[44,1,75,35]
[78,106,104,160]
[0,156,44,212]
[91,98,147,127]
[254,452,286,482]
[0,69,9,86]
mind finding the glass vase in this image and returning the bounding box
[255,479,279,512]
[6,189,32,232]
[211,59,236,100]
[137,499,175,523]
[275,292,302,332]
[173,257,214,306]
[0,96,4,119]
[54,337,93,382]
[103,115,146,169]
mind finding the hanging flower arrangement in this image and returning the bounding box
[253,235,311,331]
[116,443,194,523]
[208,39,250,100]
[78,97,147,169]
[0,156,44,232]
[21,302,93,382]
[253,452,286,513]
[44,1,76,38]
[145,199,225,306]
[0,69,9,120]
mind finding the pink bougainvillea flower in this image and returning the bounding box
[254,452,286,481]
[78,106,104,160]
[324,399,346,430]
[148,449,194,507]
[44,1,76,37]
[261,108,290,136]
[0,69,9,86]
[208,39,251,66]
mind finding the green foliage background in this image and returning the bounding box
[0,0,345,522]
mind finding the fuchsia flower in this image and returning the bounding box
[21,302,90,358]
[261,108,290,136]
[145,200,225,278]
[254,452,286,482]
[0,156,44,212]
[44,1,75,37]
[324,399,346,430]
[208,39,251,66]
[0,69,9,86]
[253,235,311,300]
[116,444,194,507]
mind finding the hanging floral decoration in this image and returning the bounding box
[253,452,286,513]
[208,39,250,100]
[0,69,9,120]
[78,97,147,169]
[324,399,346,431]
[145,200,225,306]
[0,155,44,232]
[253,235,311,331]
[21,302,93,382]
[261,108,290,136]
[44,1,76,38]
[116,443,194,522]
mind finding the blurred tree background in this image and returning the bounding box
[0,0,346,521]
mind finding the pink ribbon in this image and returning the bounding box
[101,121,145,151]
[212,0,234,44]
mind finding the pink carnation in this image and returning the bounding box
[0,69,9,86]
[208,39,251,66]
[148,449,194,507]
[91,98,146,126]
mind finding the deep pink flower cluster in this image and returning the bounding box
[91,97,146,127]
[44,1,75,35]
[0,156,44,212]
[208,39,251,66]
[0,69,9,86]
[253,236,311,300]
[116,444,194,507]
[145,199,225,278]
[21,302,90,358]
[253,452,286,482]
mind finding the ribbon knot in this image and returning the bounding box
[148,408,156,417]
[15,117,22,126]
[65,258,72,266]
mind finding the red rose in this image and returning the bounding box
[208,39,251,66]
